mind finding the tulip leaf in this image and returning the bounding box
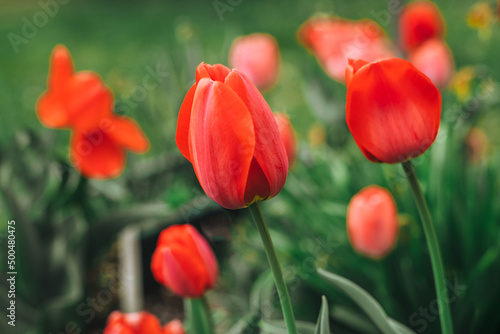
[318,268,415,334]
[314,296,330,334]
[260,320,316,334]
[226,310,260,334]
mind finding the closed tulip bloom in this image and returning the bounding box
[151,224,218,298]
[347,186,399,259]
[176,63,288,209]
[104,311,164,334]
[229,33,280,91]
[298,16,395,82]
[345,58,441,164]
[409,38,454,87]
[36,45,149,179]
[164,319,186,334]
[274,112,297,168]
[399,1,444,51]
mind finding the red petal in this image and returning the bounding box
[70,129,125,179]
[48,45,74,91]
[107,116,150,153]
[346,58,441,164]
[225,70,288,200]
[345,58,370,86]
[195,62,231,83]
[176,84,196,162]
[189,78,255,209]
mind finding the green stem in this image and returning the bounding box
[185,298,213,334]
[248,203,298,334]
[402,161,454,334]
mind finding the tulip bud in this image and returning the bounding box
[274,112,297,168]
[347,186,399,259]
[229,33,280,91]
[345,57,441,164]
[176,62,288,209]
[399,1,444,51]
[164,319,186,334]
[151,224,218,298]
[104,311,164,334]
[408,38,454,87]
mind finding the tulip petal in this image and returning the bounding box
[49,45,74,91]
[195,62,231,82]
[70,129,125,179]
[225,70,288,199]
[176,84,196,162]
[36,92,70,128]
[189,78,255,209]
[107,116,150,153]
[187,225,219,287]
[346,58,441,164]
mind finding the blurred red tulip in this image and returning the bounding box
[409,38,454,87]
[36,45,149,179]
[70,115,149,179]
[164,319,186,334]
[399,0,444,51]
[176,62,288,209]
[229,33,280,91]
[37,45,113,129]
[345,58,441,164]
[274,112,297,168]
[347,186,399,259]
[151,224,218,298]
[104,311,164,334]
[297,16,395,82]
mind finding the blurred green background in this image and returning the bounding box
[0,0,499,333]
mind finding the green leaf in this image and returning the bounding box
[226,310,260,334]
[314,296,330,334]
[260,320,316,334]
[318,268,415,334]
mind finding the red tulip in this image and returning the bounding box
[151,224,218,298]
[36,45,149,179]
[347,186,399,259]
[164,319,186,334]
[69,115,149,179]
[37,45,113,129]
[399,1,444,51]
[176,63,288,209]
[408,38,453,87]
[274,112,297,168]
[297,16,395,82]
[104,311,164,334]
[229,33,280,91]
[345,58,441,164]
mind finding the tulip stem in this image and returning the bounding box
[402,161,454,334]
[185,298,213,334]
[249,203,298,334]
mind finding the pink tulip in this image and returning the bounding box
[229,33,280,91]
[409,38,454,87]
[347,186,399,259]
